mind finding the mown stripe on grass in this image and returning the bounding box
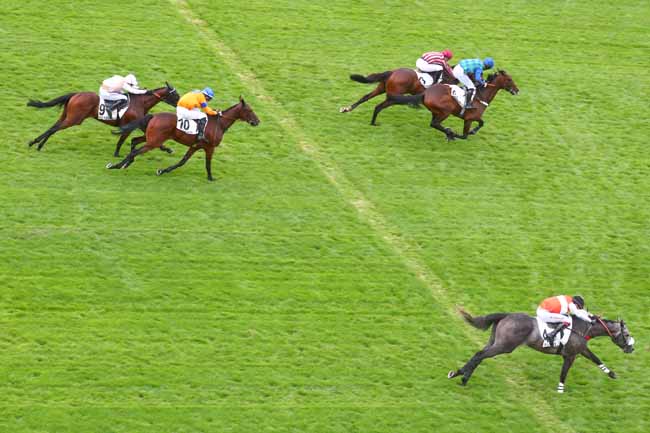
[171,1,574,430]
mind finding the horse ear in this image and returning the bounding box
[165,81,170,88]
[239,95,246,106]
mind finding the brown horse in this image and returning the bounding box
[448,310,635,393]
[27,83,179,156]
[339,67,457,125]
[388,70,519,141]
[106,97,260,181]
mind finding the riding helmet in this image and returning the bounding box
[202,87,215,99]
[572,295,585,309]
[483,57,495,69]
[125,74,139,87]
[442,49,453,59]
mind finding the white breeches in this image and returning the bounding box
[416,58,443,72]
[453,65,475,89]
[176,106,207,121]
[99,87,127,101]
[537,307,569,324]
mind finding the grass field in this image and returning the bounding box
[1,0,649,431]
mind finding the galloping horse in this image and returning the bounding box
[388,70,519,141]
[448,310,635,393]
[107,97,260,181]
[340,67,457,125]
[27,83,179,156]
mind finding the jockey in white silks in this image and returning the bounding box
[99,74,147,103]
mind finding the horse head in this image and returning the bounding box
[158,82,179,107]
[237,96,260,126]
[487,70,519,95]
[599,317,635,353]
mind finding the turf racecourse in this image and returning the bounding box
[1,0,649,431]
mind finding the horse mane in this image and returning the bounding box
[221,101,240,114]
[487,70,508,82]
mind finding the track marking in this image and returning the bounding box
[171,1,573,430]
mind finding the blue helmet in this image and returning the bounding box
[483,57,495,69]
[202,87,215,99]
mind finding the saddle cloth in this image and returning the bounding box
[537,316,573,348]
[415,70,435,88]
[176,117,199,135]
[98,95,129,121]
[447,85,467,107]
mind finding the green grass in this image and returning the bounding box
[1,0,649,431]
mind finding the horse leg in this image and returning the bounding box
[107,145,152,170]
[458,119,473,140]
[452,343,516,386]
[37,109,89,150]
[557,355,576,393]
[581,347,617,379]
[430,115,456,141]
[370,98,397,126]
[156,145,200,176]
[113,132,130,157]
[469,119,484,136]
[204,145,215,181]
[340,83,385,113]
[28,121,61,148]
[159,144,174,154]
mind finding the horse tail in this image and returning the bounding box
[112,114,153,135]
[350,71,392,84]
[460,309,508,330]
[387,93,424,108]
[27,93,75,109]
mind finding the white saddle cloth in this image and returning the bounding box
[176,117,199,135]
[447,85,467,107]
[98,96,129,120]
[415,70,435,88]
[537,316,573,348]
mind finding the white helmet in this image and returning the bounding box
[125,73,138,87]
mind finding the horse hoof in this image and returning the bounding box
[156,169,163,176]
[339,107,350,113]
[165,148,174,154]
[609,371,617,379]
[106,162,114,169]
[447,371,457,379]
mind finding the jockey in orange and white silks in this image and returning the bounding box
[177,87,221,141]
[537,295,592,324]
[99,74,147,102]
[537,295,592,344]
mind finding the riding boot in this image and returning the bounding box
[545,322,568,346]
[464,89,475,109]
[196,118,207,141]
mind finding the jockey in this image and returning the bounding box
[177,87,221,142]
[537,295,592,345]
[99,74,147,105]
[452,57,495,109]
[416,49,454,83]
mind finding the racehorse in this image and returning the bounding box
[388,70,519,141]
[448,309,635,393]
[106,97,260,181]
[339,67,457,125]
[27,83,179,156]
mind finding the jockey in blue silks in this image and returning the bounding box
[452,57,495,109]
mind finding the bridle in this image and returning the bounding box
[594,316,630,347]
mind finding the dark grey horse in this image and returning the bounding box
[448,310,635,393]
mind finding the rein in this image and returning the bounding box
[596,316,615,339]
